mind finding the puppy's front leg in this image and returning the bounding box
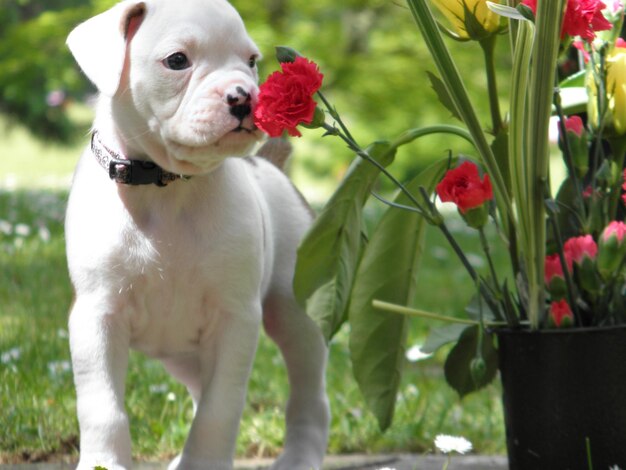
[69,298,132,470]
[171,303,262,470]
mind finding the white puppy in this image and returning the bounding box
[64,1,330,469]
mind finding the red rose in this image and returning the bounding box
[436,161,493,214]
[253,56,324,138]
[522,0,612,41]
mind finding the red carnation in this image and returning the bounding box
[254,56,324,138]
[436,161,493,214]
[522,0,612,42]
[549,300,574,328]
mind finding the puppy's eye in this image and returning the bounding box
[248,55,257,68]
[163,52,191,71]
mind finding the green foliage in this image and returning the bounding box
[348,158,454,431]
[294,141,396,340]
[0,1,99,141]
[443,326,498,398]
[1,0,507,181]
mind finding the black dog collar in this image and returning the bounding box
[91,132,187,187]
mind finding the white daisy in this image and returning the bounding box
[405,344,432,362]
[434,434,473,454]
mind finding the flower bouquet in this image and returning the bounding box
[254,0,626,465]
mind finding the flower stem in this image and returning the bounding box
[547,215,583,326]
[479,227,501,293]
[418,193,502,318]
[608,137,626,219]
[372,299,510,327]
[321,122,426,213]
[480,36,503,134]
[553,88,587,222]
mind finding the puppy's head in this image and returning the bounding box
[68,0,262,175]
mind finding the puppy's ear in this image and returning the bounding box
[67,1,146,97]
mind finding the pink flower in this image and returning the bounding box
[598,221,626,277]
[582,185,595,198]
[435,161,493,214]
[564,235,598,265]
[545,253,571,285]
[602,220,626,243]
[550,300,574,327]
[522,0,613,41]
[617,37,626,48]
[562,115,585,137]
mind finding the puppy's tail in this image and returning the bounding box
[256,138,292,171]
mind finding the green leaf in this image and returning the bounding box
[486,1,529,21]
[294,142,396,341]
[349,158,454,430]
[426,71,462,122]
[304,279,346,341]
[444,325,498,398]
[421,324,469,354]
[559,70,586,89]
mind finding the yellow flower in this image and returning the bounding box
[588,42,626,136]
[430,0,501,40]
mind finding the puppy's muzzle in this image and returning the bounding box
[227,86,252,122]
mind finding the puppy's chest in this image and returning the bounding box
[111,208,261,357]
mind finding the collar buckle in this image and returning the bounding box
[91,131,185,187]
[109,159,168,187]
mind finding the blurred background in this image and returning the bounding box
[0,0,510,196]
[0,0,510,463]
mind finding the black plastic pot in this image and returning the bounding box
[497,326,626,470]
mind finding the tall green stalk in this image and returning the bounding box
[508,19,534,294]
[524,0,566,327]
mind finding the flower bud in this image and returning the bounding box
[564,235,601,293]
[275,46,299,64]
[598,221,626,279]
[558,115,588,177]
[430,0,501,41]
[564,235,598,266]
[548,300,574,328]
[545,254,569,300]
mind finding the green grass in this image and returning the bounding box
[0,120,505,462]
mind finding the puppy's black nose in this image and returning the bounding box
[227,86,252,121]
[229,103,251,121]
